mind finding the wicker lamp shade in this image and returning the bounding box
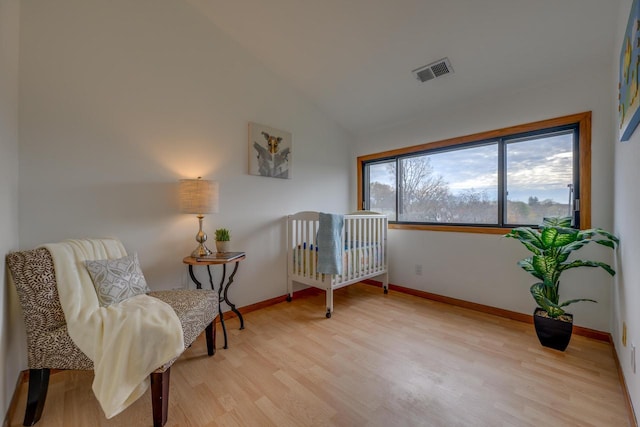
[179,178,219,214]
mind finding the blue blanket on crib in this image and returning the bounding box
[317,213,344,275]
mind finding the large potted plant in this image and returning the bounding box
[505,217,618,351]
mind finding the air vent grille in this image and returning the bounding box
[415,68,435,82]
[412,58,453,83]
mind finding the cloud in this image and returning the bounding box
[506,134,573,195]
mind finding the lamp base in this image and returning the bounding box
[191,243,213,258]
[191,214,213,257]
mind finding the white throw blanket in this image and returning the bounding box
[43,238,184,419]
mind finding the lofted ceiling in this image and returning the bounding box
[186,0,621,135]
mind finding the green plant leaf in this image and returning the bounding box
[578,228,620,246]
[530,283,564,317]
[518,258,543,280]
[542,217,573,227]
[555,251,570,264]
[577,230,596,239]
[520,240,543,255]
[562,259,616,276]
[593,239,616,249]
[592,228,620,244]
[558,240,589,254]
[559,298,597,307]
[214,228,231,241]
[505,228,543,250]
[540,226,578,248]
[530,282,551,307]
[532,255,559,285]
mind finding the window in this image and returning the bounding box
[358,112,591,233]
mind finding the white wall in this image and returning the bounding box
[354,66,615,331]
[0,0,22,419]
[613,0,640,419]
[18,0,353,308]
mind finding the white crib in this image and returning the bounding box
[286,211,388,317]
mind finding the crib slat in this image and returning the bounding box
[313,219,318,280]
[368,218,372,273]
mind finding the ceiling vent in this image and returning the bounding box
[412,57,453,83]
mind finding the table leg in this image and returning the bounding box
[218,309,228,350]
[209,265,229,349]
[188,265,202,289]
[186,260,244,350]
[223,261,245,330]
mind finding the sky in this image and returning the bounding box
[369,131,574,203]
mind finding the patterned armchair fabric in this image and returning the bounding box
[149,289,218,370]
[7,248,94,370]
[6,246,219,426]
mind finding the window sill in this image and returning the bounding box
[388,223,511,235]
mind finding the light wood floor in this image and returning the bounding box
[8,283,631,427]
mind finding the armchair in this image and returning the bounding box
[7,242,218,427]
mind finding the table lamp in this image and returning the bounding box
[179,177,219,257]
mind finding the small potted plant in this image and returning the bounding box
[214,228,230,253]
[504,216,618,351]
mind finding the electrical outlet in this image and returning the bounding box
[623,322,627,347]
[415,264,423,276]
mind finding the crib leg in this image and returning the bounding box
[286,278,293,302]
[325,287,333,318]
[286,295,292,302]
[383,273,389,294]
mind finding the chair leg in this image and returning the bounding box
[23,368,50,426]
[205,320,216,356]
[150,368,170,427]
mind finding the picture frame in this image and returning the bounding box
[248,122,292,179]
[619,0,640,142]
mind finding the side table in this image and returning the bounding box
[182,252,246,349]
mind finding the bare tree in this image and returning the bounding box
[369,181,395,213]
[397,157,451,221]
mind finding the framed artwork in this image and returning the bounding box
[619,0,640,142]
[248,122,292,179]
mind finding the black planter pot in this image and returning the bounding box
[533,308,573,351]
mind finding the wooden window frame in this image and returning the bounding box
[356,112,592,234]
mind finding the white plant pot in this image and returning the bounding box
[216,241,230,253]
